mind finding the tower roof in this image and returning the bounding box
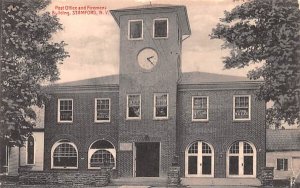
[110,4,191,36]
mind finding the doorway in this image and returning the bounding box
[134,142,160,177]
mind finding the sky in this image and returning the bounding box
[48,0,256,83]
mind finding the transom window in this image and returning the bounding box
[95,98,110,122]
[233,95,251,120]
[127,94,141,119]
[277,158,288,171]
[88,140,116,169]
[128,20,143,39]
[58,99,73,122]
[27,136,35,165]
[192,96,209,121]
[153,18,168,38]
[154,93,168,119]
[51,140,78,169]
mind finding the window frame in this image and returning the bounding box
[192,96,209,122]
[277,158,288,171]
[128,19,143,40]
[26,135,35,165]
[153,18,169,39]
[233,95,251,121]
[94,98,111,123]
[126,94,141,120]
[57,99,73,123]
[51,141,78,169]
[153,93,169,120]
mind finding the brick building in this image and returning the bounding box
[43,5,266,179]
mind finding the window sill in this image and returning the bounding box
[192,119,209,122]
[51,167,78,169]
[154,36,168,39]
[153,117,169,120]
[233,119,251,122]
[94,121,111,123]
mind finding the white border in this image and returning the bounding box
[57,98,73,123]
[153,93,169,120]
[126,94,141,120]
[94,98,111,123]
[128,19,143,40]
[26,135,35,165]
[153,18,169,39]
[51,140,78,169]
[192,96,209,122]
[233,95,251,121]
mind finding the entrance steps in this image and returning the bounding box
[182,177,261,187]
[111,177,168,187]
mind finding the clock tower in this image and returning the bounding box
[111,5,191,177]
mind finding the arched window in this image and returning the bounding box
[227,141,256,177]
[51,140,78,169]
[88,140,116,169]
[27,136,35,165]
[185,141,214,177]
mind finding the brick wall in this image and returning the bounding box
[44,89,119,172]
[177,85,266,178]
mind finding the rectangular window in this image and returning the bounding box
[127,94,141,119]
[95,98,110,122]
[26,136,35,165]
[233,95,251,120]
[277,158,288,171]
[58,99,73,122]
[154,93,168,119]
[154,18,168,38]
[128,20,143,39]
[192,96,209,121]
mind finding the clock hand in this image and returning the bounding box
[147,56,154,65]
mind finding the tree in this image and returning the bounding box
[1,0,68,146]
[211,0,300,127]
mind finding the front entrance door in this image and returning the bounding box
[227,141,256,177]
[135,142,160,177]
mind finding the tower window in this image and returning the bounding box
[154,93,168,119]
[153,18,168,38]
[127,94,141,119]
[128,20,143,39]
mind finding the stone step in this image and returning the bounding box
[181,177,261,186]
[111,177,168,187]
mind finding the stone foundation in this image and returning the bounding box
[19,171,110,187]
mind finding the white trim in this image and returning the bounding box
[233,95,251,121]
[57,98,73,123]
[128,19,143,40]
[94,98,111,123]
[185,141,214,177]
[226,141,256,178]
[51,140,78,169]
[153,93,169,120]
[126,94,141,120]
[26,135,36,165]
[153,18,169,39]
[192,96,209,122]
[87,140,116,169]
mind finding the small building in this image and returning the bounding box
[266,129,300,181]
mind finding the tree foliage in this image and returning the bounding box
[1,0,68,146]
[211,0,300,127]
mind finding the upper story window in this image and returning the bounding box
[233,95,251,121]
[58,99,73,123]
[154,93,168,119]
[277,158,288,171]
[153,18,168,38]
[27,136,35,165]
[128,20,143,40]
[127,94,141,119]
[95,98,110,123]
[192,96,209,121]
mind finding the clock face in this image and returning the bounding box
[137,48,158,70]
